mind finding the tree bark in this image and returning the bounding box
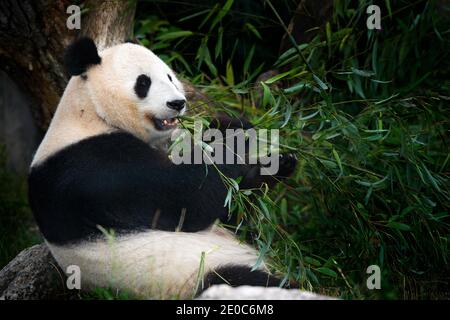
[0,0,136,130]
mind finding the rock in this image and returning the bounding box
[198,284,335,300]
[0,244,74,300]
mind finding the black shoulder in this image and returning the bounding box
[35,131,163,168]
[28,131,229,245]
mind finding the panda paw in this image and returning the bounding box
[276,152,297,178]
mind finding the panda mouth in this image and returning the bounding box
[151,116,179,131]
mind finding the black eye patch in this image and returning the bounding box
[134,74,151,98]
[167,74,173,82]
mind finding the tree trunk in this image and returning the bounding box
[0,0,136,130]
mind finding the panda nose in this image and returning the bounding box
[166,99,186,111]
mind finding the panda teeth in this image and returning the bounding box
[162,118,178,126]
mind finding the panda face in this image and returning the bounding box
[86,43,186,144]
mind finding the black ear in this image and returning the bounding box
[64,37,101,76]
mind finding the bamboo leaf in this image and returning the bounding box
[316,267,338,278]
[156,31,194,41]
[245,22,262,40]
[210,0,234,31]
[225,60,234,86]
[386,222,412,232]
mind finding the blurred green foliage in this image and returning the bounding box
[135,0,450,299]
[0,146,40,268]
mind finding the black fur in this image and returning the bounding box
[134,74,151,98]
[64,37,101,76]
[30,132,226,244]
[29,131,295,245]
[200,265,298,294]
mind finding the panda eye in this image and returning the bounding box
[134,74,151,99]
[167,74,173,82]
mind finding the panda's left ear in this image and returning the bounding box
[64,37,101,77]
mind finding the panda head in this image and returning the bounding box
[64,37,186,143]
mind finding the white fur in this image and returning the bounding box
[48,227,265,299]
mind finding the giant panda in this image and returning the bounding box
[28,37,297,299]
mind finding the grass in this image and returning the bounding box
[135,0,450,299]
[0,145,41,269]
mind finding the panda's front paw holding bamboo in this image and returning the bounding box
[275,152,297,178]
[239,152,297,189]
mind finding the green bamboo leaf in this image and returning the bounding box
[299,110,320,120]
[319,159,338,169]
[199,3,219,29]
[231,88,248,94]
[280,198,288,223]
[215,27,224,60]
[171,52,192,74]
[225,60,234,86]
[210,0,234,31]
[386,222,412,232]
[156,31,194,41]
[258,198,270,218]
[199,42,217,77]
[178,9,210,22]
[374,93,399,105]
[245,22,262,40]
[332,148,343,176]
[351,67,376,77]
[242,45,255,77]
[275,44,309,65]
[230,178,239,191]
[353,75,365,98]
[261,82,272,107]
[371,79,393,84]
[316,267,337,278]
[422,164,441,192]
[304,256,321,267]
[265,69,297,84]
[281,103,292,128]
[313,75,329,90]
[385,0,392,18]
[251,243,269,272]
[283,82,313,94]
[224,188,233,208]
